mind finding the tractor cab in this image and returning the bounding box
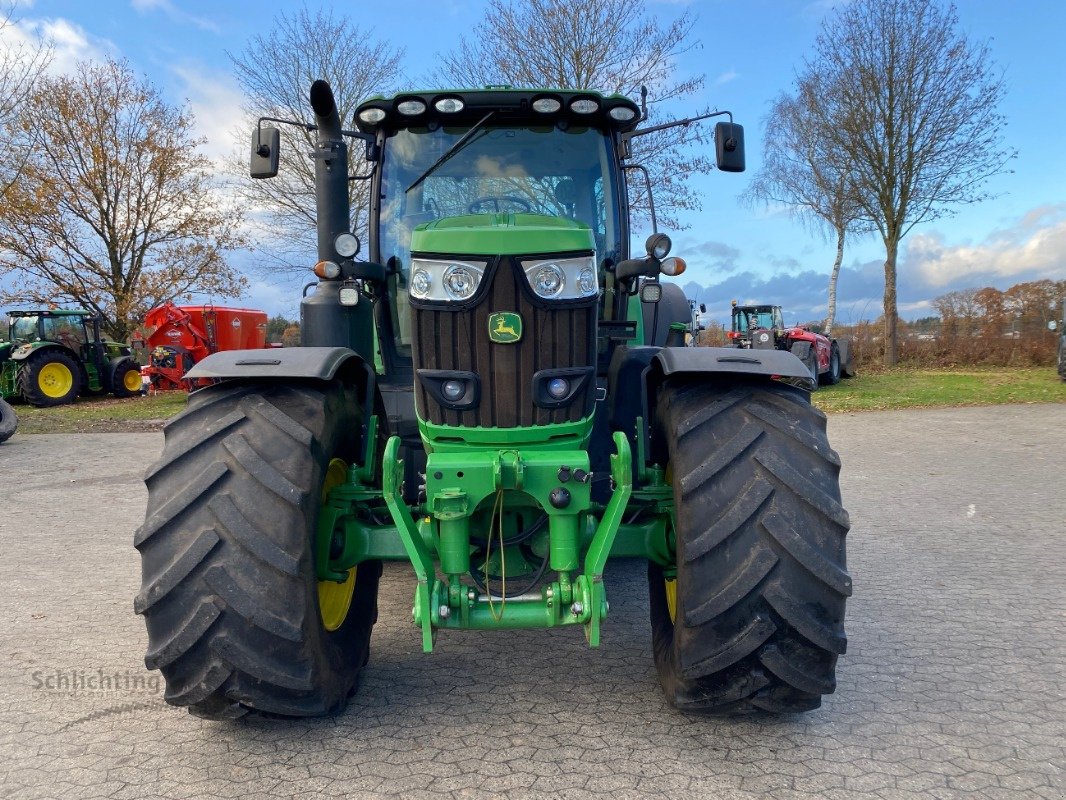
[729,302,785,348]
[354,89,639,374]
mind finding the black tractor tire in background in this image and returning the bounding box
[110,356,144,398]
[0,397,17,443]
[17,348,82,407]
[135,379,381,719]
[822,344,842,386]
[650,380,852,713]
[790,341,819,389]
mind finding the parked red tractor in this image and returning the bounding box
[729,302,855,387]
[137,304,269,391]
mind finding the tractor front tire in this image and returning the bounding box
[790,341,818,389]
[822,344,842,386]
[650,380,851,713]
[111,357,144,398]
[0,397,16,443]
[18,349,81,406]
[135,380,381,719]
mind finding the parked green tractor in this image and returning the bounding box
[136,81,851,719]
[1,309,142,407]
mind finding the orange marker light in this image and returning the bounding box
[660,257,687,276]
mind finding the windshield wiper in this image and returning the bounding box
[405,111,495,194]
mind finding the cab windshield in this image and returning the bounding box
[734,309,780,333]
[10,317,40,342]
[377,124,621,355]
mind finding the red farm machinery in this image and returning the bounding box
[138,304,269,391]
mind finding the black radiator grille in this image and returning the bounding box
[412,256,597,428]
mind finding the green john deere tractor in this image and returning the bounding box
[1,309,142,407]
[136,81,851,719]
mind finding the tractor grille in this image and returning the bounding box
[411,255,597,428]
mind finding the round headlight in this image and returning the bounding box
[608,105,637,122]
[577,266,597,296]
[411,269,432,298]
[334,232,359,258]
[533,97,562,113]
[647,233,672,260]
[442,380,465,401]
[358,107,386,124]
[570,98,599,114]
[397,99,426,115]
[531,264,564,297]
[434,97,464,113]
[547,378,570,399]
[443,266,477,300]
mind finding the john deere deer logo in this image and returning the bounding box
[488,312,522,343]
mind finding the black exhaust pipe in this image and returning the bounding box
[301,80,374,356]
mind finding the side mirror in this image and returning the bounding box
[1050,320,1059,331]
[250,126,281,179]
[715,121,745,173]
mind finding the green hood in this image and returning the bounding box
[411,213,594,256]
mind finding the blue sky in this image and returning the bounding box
[5,0,1065,325]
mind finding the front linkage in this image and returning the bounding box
[317,422,640,651]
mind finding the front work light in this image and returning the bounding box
[358,107,386,124]
[434,97,464,113]
[570,98,599,114]
[397,99,427,115]
[339,280,360,306]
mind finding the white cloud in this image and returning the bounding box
[714,69,739,86]
[905,205,1066,287]
[169,62,246,167]
[0,16,113,75]
[129,0,219,34]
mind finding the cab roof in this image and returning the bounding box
[354,87,641,135]
[7,308,91,317]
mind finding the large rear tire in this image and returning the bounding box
[135,380,381,719]
[0,397,16,443]
[18,348,81,406]
[650,380,851,713]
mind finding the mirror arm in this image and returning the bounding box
[621,110,733,142]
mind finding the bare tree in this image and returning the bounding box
[0,2,52,196]
[806,0,1015,364]
[228,7,404,275]
[745,81,870,336]
[0,59,247,340]
[434,0,712,230]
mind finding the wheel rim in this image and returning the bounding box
[123,369,142,392]
[38,362,73,398]
[317,458,356,631]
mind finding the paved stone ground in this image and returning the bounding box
[0,404,1063,799]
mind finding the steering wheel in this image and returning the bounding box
[467,195,533,214]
